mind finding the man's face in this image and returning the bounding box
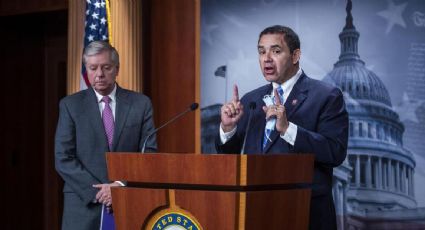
[258,33,300,84]
[85,51,119,96]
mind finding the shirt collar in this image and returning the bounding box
[93,84,117,103]
[272,67,302,93]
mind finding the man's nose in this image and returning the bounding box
[264,52,272,62]
[94,68,104,78]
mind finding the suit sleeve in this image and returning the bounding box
[215,131,243,153]
[293,88,348,167]
[54,100,100,205]
[138,98,157,153]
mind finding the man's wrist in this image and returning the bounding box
[280,122,289,135]
[221,123,236,133]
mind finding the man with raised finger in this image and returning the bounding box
[216,25,348,230]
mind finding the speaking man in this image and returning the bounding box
[216,25,348,230]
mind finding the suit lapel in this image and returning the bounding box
[263,129,280,153]
[285,73,308,119]
[84,89,109,149]
[113,86,131,151]
[263,73,309,153]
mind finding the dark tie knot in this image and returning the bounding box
[102,96,111,104]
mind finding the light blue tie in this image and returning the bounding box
[262,86,284,150]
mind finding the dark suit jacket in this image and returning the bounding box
[55,86,157,230]
[216,73,348,230]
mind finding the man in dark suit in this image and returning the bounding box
[216,25,348,230]
[55,41,157,229]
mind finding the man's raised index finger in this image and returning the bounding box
[274,88,282,105]
[233,84,240,102]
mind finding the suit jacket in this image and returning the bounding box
[216,73,348,230]
[55,86,157,230]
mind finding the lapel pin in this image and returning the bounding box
[292,99,298,105]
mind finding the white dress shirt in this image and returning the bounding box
[93,84,117,120]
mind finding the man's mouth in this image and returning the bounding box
[95,81,107,86]
[264,66,275,75]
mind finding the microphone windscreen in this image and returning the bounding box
[190,103,199,111]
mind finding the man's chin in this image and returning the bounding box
[264,75,278,83]
[94,87,112,95]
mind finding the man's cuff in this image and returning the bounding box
[219,125,237,144]
[280,122,297,146]
[114,181,125,186]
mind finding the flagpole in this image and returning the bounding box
[225,68,228,103]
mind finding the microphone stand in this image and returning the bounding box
[240,102,256,155]
[141,103,199,153]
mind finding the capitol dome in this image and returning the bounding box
[323,1,391,108]
[323,0,416,222]
[326,64,392,107]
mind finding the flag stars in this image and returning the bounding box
[90,23,97,30]
[84,0,108,44]
[377,0,408,34]
[92,12,99,19]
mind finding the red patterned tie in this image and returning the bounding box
[102,96,114,150]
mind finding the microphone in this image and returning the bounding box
[141,102,199,153]
[240,102,256,155]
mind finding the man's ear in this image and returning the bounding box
[292,49,301,65]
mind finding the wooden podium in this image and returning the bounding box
[106,153,314,230]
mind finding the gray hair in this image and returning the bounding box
[83,41,120,67]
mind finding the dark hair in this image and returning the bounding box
[258,25,300,54]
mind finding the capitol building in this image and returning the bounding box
[324,1,424,229]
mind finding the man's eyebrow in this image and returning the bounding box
[257,44,282,49]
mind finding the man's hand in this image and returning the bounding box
[93,182,121,207]
[221,85,244,132]
[262,88,289,134]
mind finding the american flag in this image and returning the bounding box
[81,0,112,90]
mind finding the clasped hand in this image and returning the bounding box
[93,182,121,207]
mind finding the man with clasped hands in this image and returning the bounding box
[55,41,157,229]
